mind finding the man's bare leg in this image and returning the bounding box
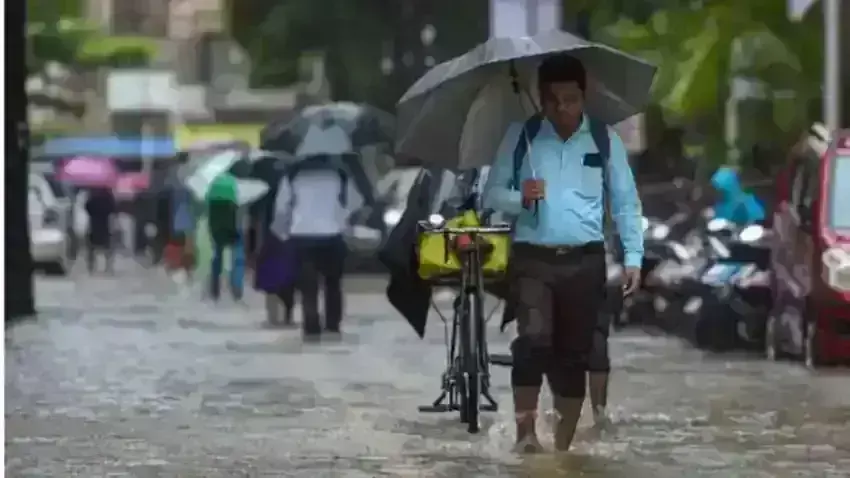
[553,396,584,451]
[588,371,610,427]
[512,386,544,453]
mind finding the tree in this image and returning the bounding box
[591,0,825,170]
[601,1,823,127]
[227,0,488,110]
[27,0,158,72]
[9,0,35,321]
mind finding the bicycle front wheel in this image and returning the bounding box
[461,290,481,433]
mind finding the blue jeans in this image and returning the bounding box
[210,236,245,300]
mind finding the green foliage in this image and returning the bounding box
[77,36,160,69]
[26,0,157,71]
[602,0,823,129]
[228,0,488,108]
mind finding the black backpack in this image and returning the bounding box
[510,114,611,216]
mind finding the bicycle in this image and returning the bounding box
[416,218,512,433]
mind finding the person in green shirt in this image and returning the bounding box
[206,174,246,300]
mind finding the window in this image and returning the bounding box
[829,156,850,229]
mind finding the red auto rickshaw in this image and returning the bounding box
[766,125,850,367]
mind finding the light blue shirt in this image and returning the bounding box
[482,116,644,268]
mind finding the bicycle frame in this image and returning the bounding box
[417,223,510,432]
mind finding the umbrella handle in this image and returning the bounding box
[509,60,541,112]
[509,61,521,94]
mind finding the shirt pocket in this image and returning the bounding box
[579,153,604,198]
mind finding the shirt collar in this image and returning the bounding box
[541,114,590,140]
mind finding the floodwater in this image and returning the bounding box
[6,265,850,477]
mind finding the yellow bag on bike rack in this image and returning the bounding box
[417,210,511,280]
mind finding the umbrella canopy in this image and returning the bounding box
[395,30,657,170]
[260,102,395,156]
[179,142,252,180]
[113,172,151,199]
[57,156,118,188]
[183,150,270,205]
[195,172,269,206]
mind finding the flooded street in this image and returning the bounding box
[6,265,850,477]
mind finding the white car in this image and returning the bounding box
[29,173,71,275]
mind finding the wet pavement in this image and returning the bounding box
[6,264,850,477]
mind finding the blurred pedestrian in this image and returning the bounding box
[483,55,643,453]
[270,159,363,339]
[710,167,766,225]
[84,188,117,273]
[165,185,197,283]
[249,185,295,326]
[206,174,246,301]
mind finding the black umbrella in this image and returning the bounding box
[260,102,394,156]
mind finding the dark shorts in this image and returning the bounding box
[588,311,611,373]
[508,242,607,398]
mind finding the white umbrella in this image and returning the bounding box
[183,149,270,205]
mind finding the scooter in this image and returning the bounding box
[614,214,697,329]
[675,218,772,351]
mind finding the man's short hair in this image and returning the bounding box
[538,54,587,94]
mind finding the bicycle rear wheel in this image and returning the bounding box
[461,289,481,433]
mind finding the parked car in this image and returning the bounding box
[767,125,850,367]
[29,173,71,275]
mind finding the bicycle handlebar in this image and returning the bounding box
[417,222,513,235]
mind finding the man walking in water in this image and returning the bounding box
[270,158,363,340]
[483,54,643,453]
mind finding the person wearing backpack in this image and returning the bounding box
[270,157,363,340]
[206,174,246,301]
[482,54,644,453]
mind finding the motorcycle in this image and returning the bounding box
[666,218,772,351]
[618,212,772,351]
[690,219,771,350]
[613,214,698,329]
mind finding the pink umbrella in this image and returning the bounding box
[114,172,151,199]
[57,156,118,188]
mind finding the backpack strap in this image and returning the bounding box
[337,169,348,206]
[588,118,612,225]
[510,114,544,191]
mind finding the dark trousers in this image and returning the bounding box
[509,242,607,398]
[86,227,114,273]
[293,235,346,334]
[209,237,245,300]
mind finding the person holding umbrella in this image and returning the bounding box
[394,31,656,453]
[84,187,117,273]
[487,54,644,453]
[259,103,390,338]
[179,148,269,301]
[247,151,297,327]
[56,156,121,273]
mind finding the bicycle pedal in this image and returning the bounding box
[481,404,498,412]
[418,404,456,413]
[489,353,513,367]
